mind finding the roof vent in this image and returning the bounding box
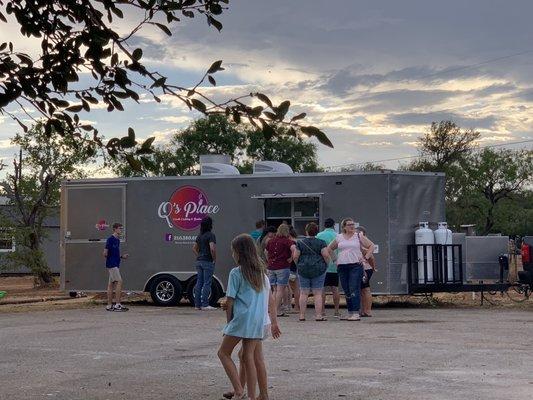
[253,161,293,174]
[200,154,231,165]
[201,163,240,176]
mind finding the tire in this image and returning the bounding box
[505,285,530,303]
[149,275,182,306]
[186,276,223,307]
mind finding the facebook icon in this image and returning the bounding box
[165,233,173,242]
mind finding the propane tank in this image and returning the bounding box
[434,222,453,282]
[415,222,434,283]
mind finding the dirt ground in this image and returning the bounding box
[2,305,533,400]
[1,275,532,314]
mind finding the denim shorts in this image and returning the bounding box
[298,273,327,290]
[268,268,290,286]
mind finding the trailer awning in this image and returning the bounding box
[251,192,324,199]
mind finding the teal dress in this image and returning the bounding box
[223,267,269,339]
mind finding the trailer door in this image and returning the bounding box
[64,184,126,243]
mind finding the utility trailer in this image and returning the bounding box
[406,235,533,303]
[60,170,446,305]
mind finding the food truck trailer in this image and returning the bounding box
[60,165,446,306]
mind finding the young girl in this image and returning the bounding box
[218,234,281,400]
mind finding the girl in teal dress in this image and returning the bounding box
[218,234,281,400]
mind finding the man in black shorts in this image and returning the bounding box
[317,218,340,317]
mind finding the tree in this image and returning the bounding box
[339,162,385,172]
[461,148,532,235]
[243,126,320,173]
[402,120,481,231]
[0,0,332,173]
[418,121,480,171]
[113,114,321,176]
[0,122,95,285]
[491,190,533,236]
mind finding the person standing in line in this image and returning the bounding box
[103,223,129,312]
[265,224,293,317]
[257,226,276,263]
[317,218,341,318]
[218,234,281,400]
[192,216,217,310]
[286,225,300,315]
[357,226,377,317]
[250,220,265,242]
[328,218,375,321]
[291,222,329,321]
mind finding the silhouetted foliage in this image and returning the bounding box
[0,0,332,172]
[114,114,320,176]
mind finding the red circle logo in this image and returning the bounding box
[160,186,219,231]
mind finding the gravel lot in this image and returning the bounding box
[1,305,532,400]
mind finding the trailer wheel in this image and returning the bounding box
[186,277,223,307]
[150,275,182,306]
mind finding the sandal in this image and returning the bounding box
[361,313,372,317]
[222,391,234,399]
[298,317,306,321]
[315,316,328,321]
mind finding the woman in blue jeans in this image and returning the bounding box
[291,222,330,321]
[192,216,217,310]
[328,218,375,321]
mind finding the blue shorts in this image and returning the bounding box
[298,273,327,290]
[268,268,290,286]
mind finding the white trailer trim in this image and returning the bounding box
[251,192,324,199]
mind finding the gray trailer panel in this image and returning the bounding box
[61,171,445,296]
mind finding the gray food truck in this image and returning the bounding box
[60,164,445,306]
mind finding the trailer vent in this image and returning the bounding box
[253,161,293,174]
[201,163,240,175]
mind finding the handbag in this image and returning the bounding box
[297,238,327,279]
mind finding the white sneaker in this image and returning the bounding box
[347,313,361,321]
[202,306,218,310]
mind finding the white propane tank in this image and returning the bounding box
[434,222,453,282]
[415,222,434,283]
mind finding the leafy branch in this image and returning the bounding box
[0,0,333,172]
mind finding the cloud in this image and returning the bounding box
[386,112,498,129]
[2,0,533,171]
[149,128,177,145]
[513,87,533,102]
[0,139,13,149]
[353,89,458,114]
[158,116,192,124]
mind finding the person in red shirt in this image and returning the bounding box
[265,224,293,317]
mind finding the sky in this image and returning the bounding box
[1,0,532,172]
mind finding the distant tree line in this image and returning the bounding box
[0,117,530,285]
[401,121,532,236]
[113,114,321,176]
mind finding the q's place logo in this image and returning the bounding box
[157,186,220,230]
